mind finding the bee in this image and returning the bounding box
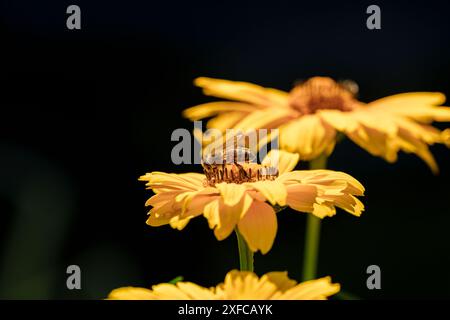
[201,132,278,186]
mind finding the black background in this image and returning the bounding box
[1,0,450,299]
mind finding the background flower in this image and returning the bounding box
[184,77,450,173]
[108,270,340,300]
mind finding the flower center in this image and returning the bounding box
[202,147,278,187]
[289,77,356,114]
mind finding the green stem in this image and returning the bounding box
[302,153,328,281]
[235,229,254,272]
[335,290,361,300]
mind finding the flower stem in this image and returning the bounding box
[302,153,328,281]
[235,229,254,272]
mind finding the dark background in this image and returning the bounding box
[1,0,450,299]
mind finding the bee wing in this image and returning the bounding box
[203,130,245,158]
[202,129,278,163]
[339,79,359,96]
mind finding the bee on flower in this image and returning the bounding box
[140,132,364,254]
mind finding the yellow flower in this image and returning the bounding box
[108,270,340,300]
[140,150,364,254]
[184,77,450,173]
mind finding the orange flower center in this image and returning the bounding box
[289,77,356,114]
[202,147,278,186]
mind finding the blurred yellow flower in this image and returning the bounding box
[184,76,450,173]
[140,150,364,254]
[108,270,340,300]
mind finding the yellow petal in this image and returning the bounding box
[346,123,398,163]
[203,199,220,229]
[430,107,450,122]
[149,284,193,299]
[262,272,297,292]
[279,169,365,197]
[144,187,219,230]
[147,199,180,219]
[145,190,183,207]
[150,282,214,300]
[194,77,289,108]
[279,115,336,160]
[108,287,156,300]
[370,92,446,106]
[275,276,340,300]
[169,215,192,230]
[215,270,279,299]
[312,203,336,218]
[206,111,247,131]
[183,101,255,121]
[173,282,216,300]
[175,187,218,216]
[321,194,364,217]
[394,117,442,145]
[204,195,253,241]
[443,129,450,147]
[395,126,439,174]
[315,170,365,196]
[232,108,295,132]
[140,172,205,193]
[146,213,172,227]
[285,184,317,213]
[261,149,300,175]
[354,108,399,137]
[367,92,449,122]
[318,109,360,132]
[237,200,278,254]
[322,108,403,163]
[181,192,220,218]
[215,182,247,206]
[245,180,287,206]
